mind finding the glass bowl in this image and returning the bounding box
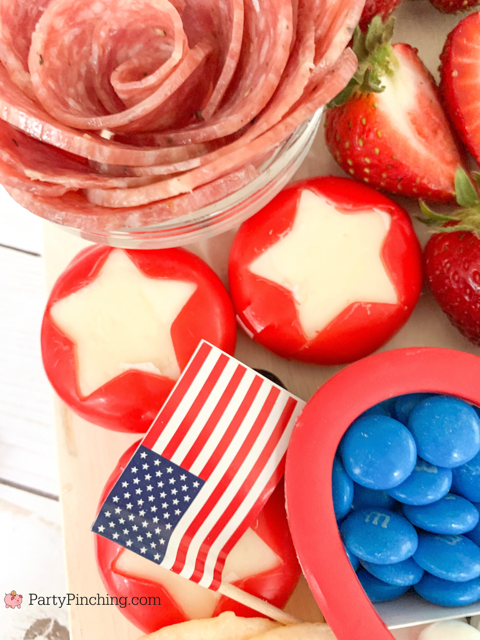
[59,110,322,249]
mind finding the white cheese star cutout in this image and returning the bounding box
[249,190,399,339]
[115,528,281,620]
[51,249,197,397]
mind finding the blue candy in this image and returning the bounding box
[414,573,480,607]
[413,532,480,582]
[393,393,434,425]
[452,451,480,503]
[345,546,360,571]
[332,456,354,520]
[408,397,480,469]
[352,484,396,512]
[403,494,479,534]
[465,516,480,547]
[388,458,452,506]
[341,509,418,564]
[360,557,424,586]
[340,415,417,490]
[357,569,409,603]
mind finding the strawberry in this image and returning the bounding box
[422,168,480,345]
[325,17,463,203]
[428,0,479,14]
[440,13,480,163]
[359,0,403,32]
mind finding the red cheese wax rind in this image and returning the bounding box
[95,441,301,634]
[228,176,423,365]
[42,246,237,433]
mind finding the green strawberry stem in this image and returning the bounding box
[420,167,480,236]
[328,15,397,108]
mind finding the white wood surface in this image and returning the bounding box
[1,2,479,640]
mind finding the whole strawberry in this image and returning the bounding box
[325,17,463,203]
[429,0,479,14]
[423,168,480,345]
[359,0,403,31]
[440,13,480,163]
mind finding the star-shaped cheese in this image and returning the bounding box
[249,190,398,339]
[115,528,281,620]
[51,249,197,397]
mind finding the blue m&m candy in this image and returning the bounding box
[357,569,409,603]
[414,573,480,607]
[345,545,360,571]
[413,532,480,582]
[352,484,396,512]
[403,494,479,534]
[408,397,480,468]
[393,393,434,425]
[341,509,418,564]
[466,517,480,547]
[361,557,424,586]
[332,456,354,520]
[452,451,480,503]
[340,415,416,490]
[388,458,452,506]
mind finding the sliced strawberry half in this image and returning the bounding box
[440,13,480,165]
[325,18,463,202]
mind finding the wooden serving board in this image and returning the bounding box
[42,3,480,638]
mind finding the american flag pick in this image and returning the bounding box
[93,340,305,591]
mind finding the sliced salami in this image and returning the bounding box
[0,0,360,231]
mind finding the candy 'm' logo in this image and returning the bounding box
[437,535,462,545]
[365,512,390,528]
[415,461,437,474]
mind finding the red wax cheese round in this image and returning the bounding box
[228,176,422,365]
[95,441,301,634]
[42,246,236,433]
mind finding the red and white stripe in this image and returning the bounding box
[143,341,305,590]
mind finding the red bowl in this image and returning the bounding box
[285,347,480,640]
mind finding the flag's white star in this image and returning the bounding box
[139,510,146,516]
[184,496,191,502]
[97,525,105,533]
[154,553,160,560]
[115,507,121,514]
[148,496,155,502]
[169,478,176,485]
[140,452,147,459]
[175,509,181,515]
[142,464,149,470]
[145,474,151,481]
[137,535,143,542]
[112,496,119,503]
[171,489,178,495]
[160,492,166,498]
[153,517,159,523]
[112,533,119,540]
[142,521,149,528]
[155,527,161,534]
[193,481,200,488]
[138,499,144,506]
[158,482,164,488]
[50,250,197,396]
[182,485,188,492]
[160,538,166,544]
[136,488,142,495]
[109,522,115,528]
[123,529,129,535]
[167,467,173,474]
[126,503,133,510]
[165,524,172,530]
[180,474,186,480]
[164,513,170,519]
[128,515,135,521]
[132,525,138,531]
[119,518,125,524]
[151,542,156,548]
[131,467,138,473]
[154,460,160,467]
[173,499,179,505]
[141,547,147,554]
[122,481,128,488]
[249,190,398,339]
[147,485,153,492]
[133,478,140,485]
[126,540,133,547]
[151,506,157,513]
[104,511,111,518]
[146,532,152,538]
[124,492,130,499]
[162,502,168,509]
